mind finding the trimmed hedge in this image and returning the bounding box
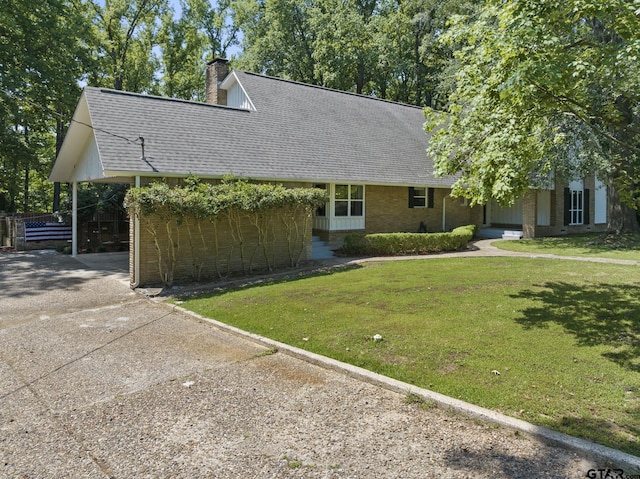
[342,225,477,256]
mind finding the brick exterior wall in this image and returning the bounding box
[365,185,483,234]
[524,176,608,237]
[133,209,312,287]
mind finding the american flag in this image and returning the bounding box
[24,222,73,242]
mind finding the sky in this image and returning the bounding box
[169,0,182,17]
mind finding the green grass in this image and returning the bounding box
[493,233,640,261]
[176,257,640,455]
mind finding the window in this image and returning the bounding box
[334,184,363,217]
[569,189,583,225]
[409,187,434,208]
[564,180,590,226]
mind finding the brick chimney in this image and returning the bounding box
[205,58,229,105]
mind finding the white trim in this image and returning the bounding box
[442,196,446,231]
[594,176,607,224]
[72,182,78,257]
[568,179,584,225]
[219,71,257,111]
[102,170,454,189]
[313,183,366,231]
[131,176,141,289]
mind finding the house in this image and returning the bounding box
[49,59,608,286]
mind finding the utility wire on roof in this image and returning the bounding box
[1,88,141,145]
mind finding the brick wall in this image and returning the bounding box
[365,185,482,234]
[134,209,312,287]
[527,177,608,237]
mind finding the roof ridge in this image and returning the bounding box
[237,71,425,110]
[86,86,251,112]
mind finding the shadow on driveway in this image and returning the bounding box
[0,250,134,328]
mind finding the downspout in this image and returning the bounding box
[442,196,446,232]
[131,176,141,289]
[72,181,78,257]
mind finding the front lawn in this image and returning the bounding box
[493,233,640,261]
[176,257,640,455]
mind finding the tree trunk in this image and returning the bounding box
[23,127,29,212]
[607,182,639,234]
[53,119,64,212]
[356,63,364,95]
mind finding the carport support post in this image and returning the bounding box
[72,181,78,257]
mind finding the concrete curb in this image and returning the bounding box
[171,303,640,472]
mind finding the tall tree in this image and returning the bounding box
[0,0,94,212]
[312,0,379,94]
[234,0,320,83]
[425,0,640,232]
[234,0,476,105]
[158,10,207,100]
[158,0,240,100]
[88,0,168,92]
[184,0,239,60]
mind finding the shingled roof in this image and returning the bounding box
[51,70,454,187]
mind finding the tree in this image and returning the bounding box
[0,0,94,212]
[184,0,239,60]
[158,0,240,101]
[234,0,320,84]
[312,0,379,94]
[157,9,207,100]
[424,0,640,232]
[88,0,168,92]
[234,0,476,105]
[372,0,473,106]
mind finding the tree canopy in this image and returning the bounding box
[424,0,640,230]
[234,0,472,104]
[0,0,95,212]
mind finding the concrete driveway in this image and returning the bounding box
[0,250,634,478]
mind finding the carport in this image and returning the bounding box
[48,89,138,286]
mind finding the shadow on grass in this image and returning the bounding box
[172,262,363,300]
[553,408,640,458]
[498,233,640,257]
[511,282,640,372]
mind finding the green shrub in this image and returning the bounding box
[342,225,476,256]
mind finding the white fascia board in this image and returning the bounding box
[102,170,455,189]
[49,91,108,183]
[220,71,257,111]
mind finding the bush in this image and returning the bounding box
[342,225,476,256]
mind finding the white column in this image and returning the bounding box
[442,196,446,232]
[72,181,78,257]
[132,176,141,288]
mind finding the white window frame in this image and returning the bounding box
[569,180,584,225]
[333,184,364,218]
[312,184,366,231]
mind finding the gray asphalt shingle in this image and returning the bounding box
[84,71,455,187]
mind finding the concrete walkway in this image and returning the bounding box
[0,247,638,478]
